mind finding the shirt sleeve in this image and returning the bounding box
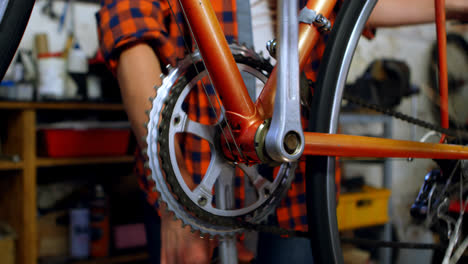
[96,0,177,74]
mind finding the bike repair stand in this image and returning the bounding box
[215,168,238,263]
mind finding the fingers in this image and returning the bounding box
[160,245,168,264]
[181,235,213,264]
[160,213,215,264]
[162,236,212,263]
[237,241,255,263]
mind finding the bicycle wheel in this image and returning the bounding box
[0,0,35,80]
[306,0,377,263]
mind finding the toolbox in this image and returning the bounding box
[337,186,391,231]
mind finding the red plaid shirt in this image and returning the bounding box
[97,0,342,232]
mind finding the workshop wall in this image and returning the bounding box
[350,25,437,209]
[19,0,100,57]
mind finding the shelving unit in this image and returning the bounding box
[36,156,134,167]
[0,101,125,111]
[0,161,24,170]
[339,113,393,264]
[0,102,136,264]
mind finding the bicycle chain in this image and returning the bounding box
[342,93,468,139]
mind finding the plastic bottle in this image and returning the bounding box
[90,184,110,257]
[70,204,90,259]
[67,42,88,100]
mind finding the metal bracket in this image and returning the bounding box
[266,39,277,59]
[298,7,331,33]
[215,170,238,264]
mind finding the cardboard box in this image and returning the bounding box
[38,211,69,257]
[0,223,16,264]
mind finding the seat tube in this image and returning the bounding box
[434,0,449,141]
[178,0,257,119]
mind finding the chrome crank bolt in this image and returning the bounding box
[198,196,208,207]
[283,131,301,155]
[174,116,181,125]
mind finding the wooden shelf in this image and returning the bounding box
[36,156,134,167]
[0,101,124,111]
[0,160,24,170]
[71,252,149,264]
[1,105,136,264]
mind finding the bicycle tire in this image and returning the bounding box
[0,0,35,80]
[306,1,377,263]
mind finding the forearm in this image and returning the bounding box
[116,43,213,263]
[117,42,194,185]
[367,0,466,28]
[116,43,162,148]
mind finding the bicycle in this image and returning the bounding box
[2,0,468,263]
[0,0,35,80]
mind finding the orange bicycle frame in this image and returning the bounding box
[178,0,468,161]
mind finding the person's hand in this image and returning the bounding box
[158,135,216,264]
[160,203,216,264]
[446,0,468,21]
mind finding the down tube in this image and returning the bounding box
[178,0,258,120]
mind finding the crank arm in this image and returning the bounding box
[265,0,304,163]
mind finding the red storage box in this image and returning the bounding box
[40,128,130,157]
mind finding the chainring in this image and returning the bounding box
[146,44,297,238]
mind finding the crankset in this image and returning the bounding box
[146,44,298,238]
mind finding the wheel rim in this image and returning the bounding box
[306,1,377,263]
[0,0,9,24]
